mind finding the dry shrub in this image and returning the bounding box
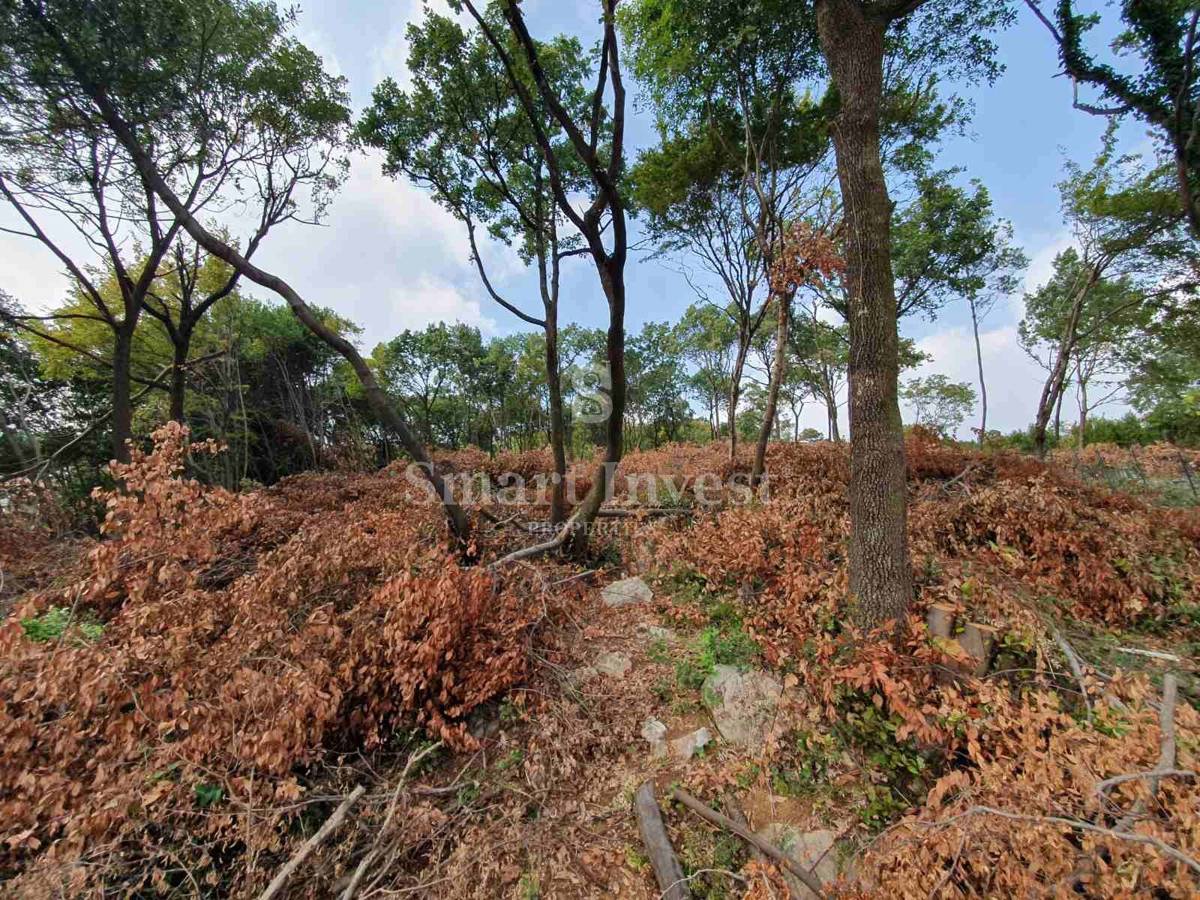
[857,675,1200,898]
[1051,441,1200,478]
[0,424,532,894]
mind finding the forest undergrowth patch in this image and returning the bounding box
[1,429,1198,896]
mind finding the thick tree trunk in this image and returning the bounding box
[970,299,988,447]
[1032,281,1088,458]
[816,0,913,629]
[111,327,134,462]
[565,257,626,557]
[751,293,790,486]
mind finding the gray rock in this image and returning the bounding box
[602,576,653,608]
[467,700,501,740]
[669,726,712,760]
[571,665,599,685]
[702,665,783,751]
[756,825,840,899]
[594,651,632,678]
[641,717,668,757]
[640,624,678,643]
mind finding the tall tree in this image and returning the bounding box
[0,0,478,543]
[358,9,595,524]
[813,0,1011,627]
[1023,135,1194,458]
[460,0,630,560]
[621,0,831,462]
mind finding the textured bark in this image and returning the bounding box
[751,293,790,486]
[110,327,134,462]
[168,328,191,423]
[816,0,913,628]
[544,315,567,525]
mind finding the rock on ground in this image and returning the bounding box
[669,726,712,760]
[641,717,668,757]
[601,576,653,608]
[702,664,782,752]
[594,651,632,678]
[756,825,841,899]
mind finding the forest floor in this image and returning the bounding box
[2,431,1200,898]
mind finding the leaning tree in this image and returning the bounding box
[0,0,476,542]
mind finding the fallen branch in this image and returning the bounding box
[259,784,365,900]
[671,788,826,899]
[634,781,689,900]
[938,805,1200,876]
[340,742,443,900]
[1051,626,1093,722]
[1114,647,1182,663]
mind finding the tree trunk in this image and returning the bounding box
[168,326,191,423]
[1077,363,1088,449]
[970,298,988,447]
[1032,283,1087,459]
[111,326,134,462]
[565,257,626,557]
[728,331,749,460]
[751,293,790,486]
[816,0,913,629]
[545,317,567,525]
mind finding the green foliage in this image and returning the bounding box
[901,374,977,437]
[193,782,225,808]
[20,606,103,644]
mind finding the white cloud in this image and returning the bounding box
[907,324,1048,437]
[1022,228,1075,295]
[384,275,497,333]
[368,0,455,92]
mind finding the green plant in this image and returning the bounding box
[518,870,540,900]
[20,606,103,644]
[193,782,224,808]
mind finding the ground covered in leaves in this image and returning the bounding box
[1,428,1199,897]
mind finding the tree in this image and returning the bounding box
[901,374,976,437]
[676,303,737,440]
[460,0,630,560]
[621,0,834,463]
[1025,0,1200,238]
[814,0,1012,628]
[0,0,483,544]
[1023,136,1195,458]
[358,9,595,524]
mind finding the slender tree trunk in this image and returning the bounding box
[969,298,988,447]
[545,318,567,525]
[751,293,790,486]
[1076,363,1088,449]
[816,0,913,629]
[168,326,191,423]
[111,326,134,462]
[565,257,626,557]
[728,331,749,460]
[1033,272,1092,458]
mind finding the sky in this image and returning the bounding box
[0,0,1151,438]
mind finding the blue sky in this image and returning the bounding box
[0,0,1148,437]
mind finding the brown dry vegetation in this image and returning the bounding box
[1,426,1198,897]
